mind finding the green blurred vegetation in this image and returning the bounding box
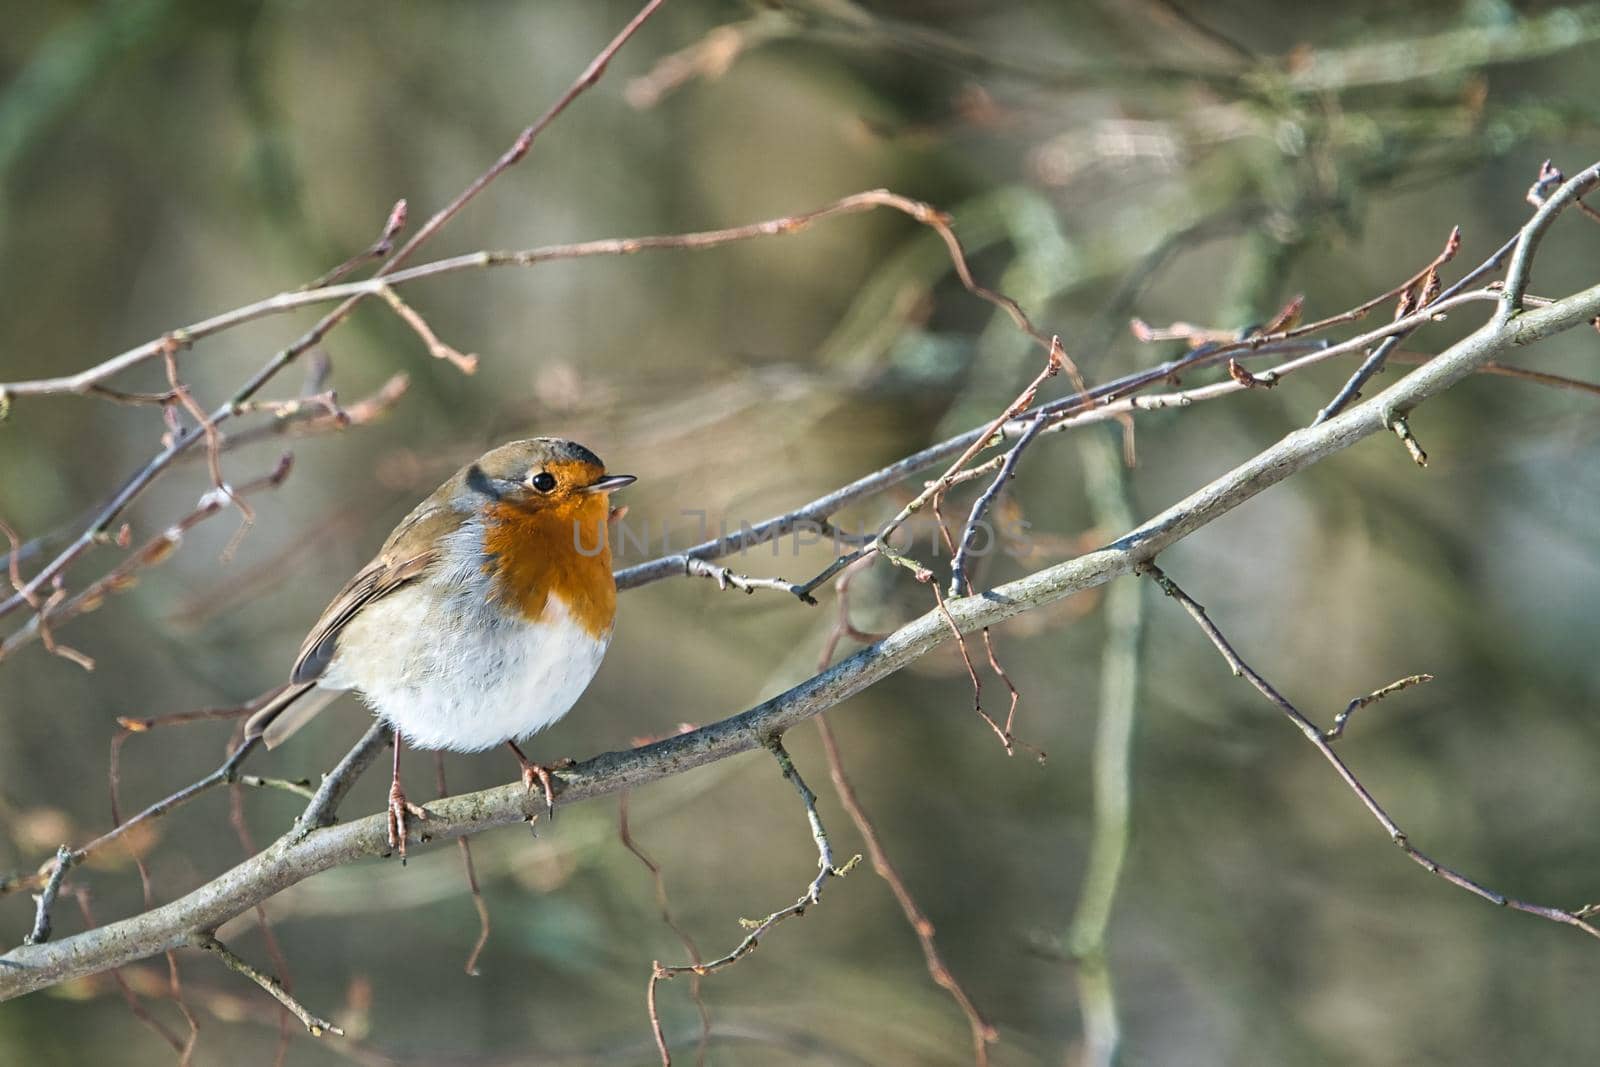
[3,1,1600,1064]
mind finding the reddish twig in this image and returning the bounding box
[814,555,890,668]
[621,791,710,1067]
[116,692,279,734]
[435,754,492,976]
[160,338,255,561]
[374,285,478,374]
[108,734,202,1064]
[298,199,408,291]
[0,734,265,902]
[0,518,94,670]
[70,888,189,1054]
[0,454,292,664]
[0,0,670,634]
[814,717,997,1065]
[378,0,670,278]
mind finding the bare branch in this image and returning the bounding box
[374,285,478,374]
[652,736,857,982]
[1502,160,1600,317]
[621,791,710,1067]
[298,199,408,291]
[435,754,491,977]
[815,716,997,1065]
[190,934,343,1038]
[619,288,1502,594]
[949,411,1048,597]
[1324,674,1435,742]
[0,0,669,632]
[683,557,815,604]
[22,846,72,946]
[1143,564,1600,941]
[296,722,390,834]
[3,267,1600,1000]
[1388,415,1429,467]
[0,454,294,664]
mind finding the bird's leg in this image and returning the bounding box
[387,729,428,861]
[506,741,574,820]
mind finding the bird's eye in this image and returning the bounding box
[529,471,557,493]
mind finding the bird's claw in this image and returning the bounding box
[517,757,574,821]
[387,785,428,862]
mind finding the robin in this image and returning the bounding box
[244,438,634,856]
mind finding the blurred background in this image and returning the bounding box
[3,1,1600,1064]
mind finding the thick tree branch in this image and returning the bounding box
[4,275,1598,1000]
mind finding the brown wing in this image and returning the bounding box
[288,552,434,683]
[289,502,462,684]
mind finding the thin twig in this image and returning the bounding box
[296,722,390,834]
[435,754,492,977]
[1526,159,1600,227]
[0,0,670,635]
[1,737,267,902]
[1502,161,1600,319]
[0,518,94,670]
[110,746,203,1064]
[1388,415,1429,466]
[949,411,1048,597]
[0,453,294,664]
[164,941,201,1066]
[69,889,188,1054]
[1324,674,1434,742]
[118,688,286,733]
[374,285,478,374]
[98,739,260,867]
[683,557,815,604]
[814,716,996,1065]
[650,737,859,1041]
[236,776,316,801]
[298,199,408,291]
[814,555,891,668]
[621,792,710,1067]
[835,341,1067,759]
[160,340,255,562]
[1391,354,1600,397]
[226,752,295,1065]
[872,338,1066,564]
[1143,563,1600,942]
[21,846,73,945]
[382,0,671,279]
[108,725,201,1065]
[190,934,343,1037]
[6,275,1600,997]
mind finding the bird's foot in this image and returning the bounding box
[510,748,575,820]
[387,781,429,862]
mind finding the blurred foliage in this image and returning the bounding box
[2,1,1600,1064]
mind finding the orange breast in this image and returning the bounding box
[481,495,616,639]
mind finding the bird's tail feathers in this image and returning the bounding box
[244,682,343,749]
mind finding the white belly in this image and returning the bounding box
[320,585,610,753]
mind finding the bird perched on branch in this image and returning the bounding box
[244,438,634,856]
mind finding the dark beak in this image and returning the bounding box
[585,474,636,493]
